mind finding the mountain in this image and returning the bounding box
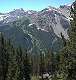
[0,5,70,52]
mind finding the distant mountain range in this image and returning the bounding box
[0,5,71,52]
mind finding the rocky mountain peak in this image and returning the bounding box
[60,5,70,9]
[9,8,25,15]
[0,5,71,51]
[0,5,70,39]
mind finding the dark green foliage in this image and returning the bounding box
[61,32,66,47]
[59,1,76,80]
[66,1,76,79]
[16,47,23,80]
[39,52,45,79]
[0,33,9,80]
[23,50,31,80]
[0,33,31,80]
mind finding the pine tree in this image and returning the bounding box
[45,50,55,74]
[7,45,17,80]
[61,32,66,47]
[59,1,76,80]
[16,47,23,80]
[66,1,76,79]
[23,50,31,80]
[39,51,45,80]
[0,33,9,80]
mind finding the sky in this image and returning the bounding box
[0,0,74,13]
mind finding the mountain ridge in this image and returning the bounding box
[0,5,71,52]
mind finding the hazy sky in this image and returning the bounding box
[0,0,74,13]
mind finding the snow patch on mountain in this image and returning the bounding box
[0,5,70,39]
[37,27,49,32]
[0,15,4,21]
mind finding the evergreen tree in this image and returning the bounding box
[16,47,23,80]
[45,50,55,74]
[7,44,17,80]
[0,33,9,80]
[66,1,76,79]
[23,50,31,80]
[59,1,76,80]
[39,51,45,80]
[61,32,66,47]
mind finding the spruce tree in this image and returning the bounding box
[66,1,76,79]
[39,52,45,80]
[59,1,76,80]
[0,33,9,80]
[23,50,31,80]
[16,47,23,80]
[7,45,17,80]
